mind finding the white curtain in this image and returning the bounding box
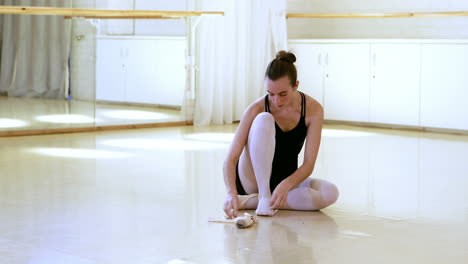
[194,0,287,125]
[0,0,72,98]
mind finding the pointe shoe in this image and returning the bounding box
[235,213,256,229]
[255,197,278,216]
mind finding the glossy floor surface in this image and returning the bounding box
[0,96,182,132]
[0,124,467,263]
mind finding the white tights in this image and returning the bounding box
[238,113,339,213]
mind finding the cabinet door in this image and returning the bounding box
[289,43,325,106]
[420,44,468,130]
[324,44,370,122]
[124,39,159,104]
[370,44,420,126]
[152,39,186,106]
[123,39,186,107]
[96,39,126,102]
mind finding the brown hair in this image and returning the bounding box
[265,50,297,87]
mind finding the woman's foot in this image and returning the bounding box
[255,197,277,216]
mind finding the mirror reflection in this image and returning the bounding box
[0,1,187,135]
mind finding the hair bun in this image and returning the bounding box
[276,50,296,64]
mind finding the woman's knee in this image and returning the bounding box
[322,182,339,205]
[249,113,275,142]
[252,112,275,129]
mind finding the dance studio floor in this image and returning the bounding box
[0,124,467,263]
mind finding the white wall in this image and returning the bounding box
[287,0,468,39]
[101,0,189,36]
[134,0,188,36]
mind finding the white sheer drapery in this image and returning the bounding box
[0,0,72,98]
[194,0,287,125]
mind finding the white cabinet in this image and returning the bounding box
[124,40,159,104]
[96,38,186,107]
[324,44,370,122]
[150,39,186,106]
[289,42,370,122]
[288,40,468,132]
[420,44,468,130]
[289,43,325,105]
[96,39,126,102]
[370,44,420,126]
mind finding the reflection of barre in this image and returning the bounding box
[208,213,256,229]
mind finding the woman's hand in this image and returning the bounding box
[224,193,239,219]
[269,180,292,209]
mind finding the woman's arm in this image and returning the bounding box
[223,100,263,217]
[290,99,324,186]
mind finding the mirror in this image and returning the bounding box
[0,1,189,136]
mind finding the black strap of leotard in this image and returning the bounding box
[264,94,270,113]
[300,92,306,118]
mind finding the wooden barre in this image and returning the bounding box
[63,16,180,20]
[1,6,467,19]
[287,11,468,19]
[0,6,224,18]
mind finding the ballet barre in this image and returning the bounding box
[1,6,467,20]
[287,11,468,19]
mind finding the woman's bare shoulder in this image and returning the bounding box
[242,95,266,118]
[303,93,324,120]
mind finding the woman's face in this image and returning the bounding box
[266,76,298,109]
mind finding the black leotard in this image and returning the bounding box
[236,92,307,194]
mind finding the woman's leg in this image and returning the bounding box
[237,112,277,216]
[241,178,339,211]
[284,178,339,211]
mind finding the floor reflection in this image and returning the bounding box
[95,102,182,126]
[0,96,182,132]
[223,211,337,264]
[323,127,468,223]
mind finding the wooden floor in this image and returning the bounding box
[0,124,467,263]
